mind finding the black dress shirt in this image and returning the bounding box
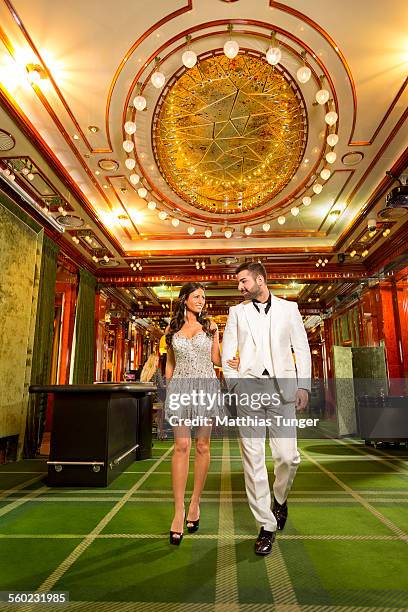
[252,292,272,315]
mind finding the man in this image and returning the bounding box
[222,262,311,555]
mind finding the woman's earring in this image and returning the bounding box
[184,306,186,318]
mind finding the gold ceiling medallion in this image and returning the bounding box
[153,53,307,215]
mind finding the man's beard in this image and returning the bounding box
[241,285,262,300]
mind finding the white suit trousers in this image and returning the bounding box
[235,379,301,532]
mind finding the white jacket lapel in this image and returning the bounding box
[243,301,261,345]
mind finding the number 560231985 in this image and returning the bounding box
[0,591,68,603]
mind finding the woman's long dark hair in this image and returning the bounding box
[165,282,215,346]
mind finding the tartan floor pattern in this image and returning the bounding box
[0,436,407,611]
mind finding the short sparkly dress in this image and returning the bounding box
[164,331,222,423]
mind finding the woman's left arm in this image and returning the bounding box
[211,323,222,366]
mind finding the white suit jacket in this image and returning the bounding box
[221,295,311,402]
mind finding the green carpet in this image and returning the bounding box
[0,437,407,610]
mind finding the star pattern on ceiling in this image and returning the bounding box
[153,53,307,214]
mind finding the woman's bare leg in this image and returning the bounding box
[187,425,212,524]
[170,426,191,537]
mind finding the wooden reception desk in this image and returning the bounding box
[29,383,156,486]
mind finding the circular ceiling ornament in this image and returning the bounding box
[98,259,120,267]
[153,53,307,214]
[0,130,15,151]
[98,159,119,172]
[56,214,84,227]
[341,151,364,166]
[217,256,239,265]
[377,207,408,221]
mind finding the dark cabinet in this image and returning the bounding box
[29,384,155,486]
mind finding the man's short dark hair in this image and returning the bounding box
[235,261,267,281]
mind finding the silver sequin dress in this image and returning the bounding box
[164,331,222,422]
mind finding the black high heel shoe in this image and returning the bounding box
[169,510,185,545]
[169,530,184,545]
[186,504,200,533]
[186,518,200,533]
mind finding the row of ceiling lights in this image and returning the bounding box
[121,27,338,227]
[121,145,341,233]
[9,33,348,255]
[123,40,336,121]
[1,161,74,221]
[1,161,36,183]
[131,187,344,236]
[315,258,329,268]
[130,261,143,270]
[14,32,337,235]
[71,235,110,262]
[5,42,375,277]
[126,26,333,111]
[0,163,69,221]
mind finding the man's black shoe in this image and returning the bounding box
[272,497,288,531]
[254,527,276,556]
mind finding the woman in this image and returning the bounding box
[165,282,238,545]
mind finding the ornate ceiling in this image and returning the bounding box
[154,53,307,214]
[0,0,407,293]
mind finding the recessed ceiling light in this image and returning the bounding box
[98,159,119,172]
[73,134,79,140]
[0,129,15,151]
[56,215,84,228]
[88,125,99,133]
[341,152,364,166]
